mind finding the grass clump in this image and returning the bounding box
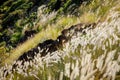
[0,0,120,80]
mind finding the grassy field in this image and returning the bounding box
[0,0,120,80]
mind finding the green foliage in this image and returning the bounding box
[0,0,91,51]
[47,0,57,10]
[0,0,120,80]
[10,32,21,44]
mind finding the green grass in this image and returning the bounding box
[0,0,120,80]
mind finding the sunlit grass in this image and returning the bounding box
[1,9,120,79]
[0,0,120,80]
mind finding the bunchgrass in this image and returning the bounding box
[0,0,120,80]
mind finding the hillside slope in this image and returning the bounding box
[0,0,120,80]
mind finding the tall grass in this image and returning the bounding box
[0,0,120,80]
